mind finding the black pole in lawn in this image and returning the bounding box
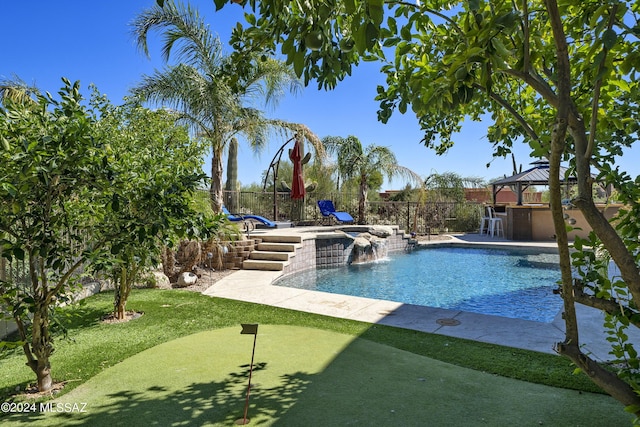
[236,324,259,425]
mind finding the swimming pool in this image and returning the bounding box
[274,245,563,323]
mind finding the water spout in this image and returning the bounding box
[350,233,388,264]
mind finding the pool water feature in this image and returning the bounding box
[274,245,562,323]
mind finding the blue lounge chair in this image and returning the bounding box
[317,200,354,224]
[222,206,276,228]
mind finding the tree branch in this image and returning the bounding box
[586,4,619,161]
[474,82,540,142]
[572,280,640,329]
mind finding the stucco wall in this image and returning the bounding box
[506,204,622,241]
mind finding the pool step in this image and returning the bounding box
[259,234,303,244]
[242,259,288,271]
[256,242,299,252]
[243,234,300,271]
[249,251,291,261]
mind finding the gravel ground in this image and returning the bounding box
[172,268,236,293]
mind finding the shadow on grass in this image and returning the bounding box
[3,362,314,426]
[0,291,633,427]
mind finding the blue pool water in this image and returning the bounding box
[275,246,563,323]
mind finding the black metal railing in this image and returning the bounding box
[202,190,483,233]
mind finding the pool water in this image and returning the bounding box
[274,246,563,323]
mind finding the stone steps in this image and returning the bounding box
[259,234,303,244]
[249,251,291,261]
[256,242,299,252]
[242,234,301,271]
[242,259,289,271]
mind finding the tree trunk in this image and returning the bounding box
[358,178,368,225]
[210,146,224,214]
[29,305,54,392]
[161,246,176,282]
[225,137,239,212]
[114,268,127,320]
[114,266,135,321]
[545,0,640,412]
[35,360,52,392]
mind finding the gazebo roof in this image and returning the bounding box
[490,159,578,186]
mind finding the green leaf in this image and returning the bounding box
[344,0,356,15]
[293,51,304,77]
[367,0,384,26]
[365,22,379,50]
[355,21,367,54]
[245,13,257,26]
[13,247,25,261]
[401,25,412,41]
[111,242,124,255]
[602,28,617,50]
[387,17,397,35]
[112,193,120,212]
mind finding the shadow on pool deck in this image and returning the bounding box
[203,232,633,362]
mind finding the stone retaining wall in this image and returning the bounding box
[205,239,257,270]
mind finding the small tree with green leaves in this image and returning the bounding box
[0,79,109,391]
[92,97,212,320]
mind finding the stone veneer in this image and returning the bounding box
[281,226,414,277]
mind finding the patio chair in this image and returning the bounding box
[479,207,492,235]
[317,200,354,224]
[486,206,504,237]
[222,206,276,228]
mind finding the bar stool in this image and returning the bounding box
[487,206,504,237]
[480,206,491,234]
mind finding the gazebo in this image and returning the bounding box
[490,159,578,206]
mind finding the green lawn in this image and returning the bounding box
[0,289,632,425]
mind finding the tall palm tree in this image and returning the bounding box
[130,0,320,213]
[0,76,39,106]
[323,135,423,224]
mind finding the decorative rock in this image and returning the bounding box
[350,232,388,264]
[368,226,393,238]
[153,271,172,289]
[176,272,198,288]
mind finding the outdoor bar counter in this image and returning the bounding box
[498,204,622,241]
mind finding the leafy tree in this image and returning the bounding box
[131,0,322,214]
[323,135,421,224]
[217,0,640,413]
[425,172,485,202]
[0,77,215,390]
[91,97,212,320]
[0,79,109,391]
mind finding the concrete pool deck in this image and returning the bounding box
[203,231,624,361]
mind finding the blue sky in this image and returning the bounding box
[4,1,637,189]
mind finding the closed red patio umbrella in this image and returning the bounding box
[289,137,305,200]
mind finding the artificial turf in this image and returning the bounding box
[0,289,632,425]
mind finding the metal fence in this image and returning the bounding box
[199,190,484,234]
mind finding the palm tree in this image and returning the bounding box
[323,135,423,224]
[0,76,39,106]
[130,0,321,213]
